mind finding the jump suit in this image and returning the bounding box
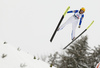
[58,10,84,40]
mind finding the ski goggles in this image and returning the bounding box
[80,10,84,13]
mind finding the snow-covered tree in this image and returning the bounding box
[88,45,100,68]
[48,52,60,67]
[59,36,90,68]
[48,36,91,68]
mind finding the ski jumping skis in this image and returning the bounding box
[50,6,70,42]
[63,20,94,49]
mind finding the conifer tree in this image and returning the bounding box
[88,45,100,68]
[48,36,91,68]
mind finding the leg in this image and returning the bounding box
[71,21,78,40]
[58,16,73,31]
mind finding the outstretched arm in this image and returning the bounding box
[67,10,78,13]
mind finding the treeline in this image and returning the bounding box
[48,36,100,68]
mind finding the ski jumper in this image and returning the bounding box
[58,10,84,40]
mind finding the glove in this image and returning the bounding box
[78,25,81,28]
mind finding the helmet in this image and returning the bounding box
[80,7,85,12]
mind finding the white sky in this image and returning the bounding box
[0,0,100,57]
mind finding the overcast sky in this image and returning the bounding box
[0,0,100,57]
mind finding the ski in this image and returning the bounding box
[50,6,70,42]
[63,21,94,49]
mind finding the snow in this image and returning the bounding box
[0,41,55,68]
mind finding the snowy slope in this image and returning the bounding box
[0,41,55,68]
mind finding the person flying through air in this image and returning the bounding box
[57,7,85,40]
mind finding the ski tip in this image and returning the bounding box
[63,6,70,17]
[86,20,94,29]
[93,20,94,22]
[68,6,70,9]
